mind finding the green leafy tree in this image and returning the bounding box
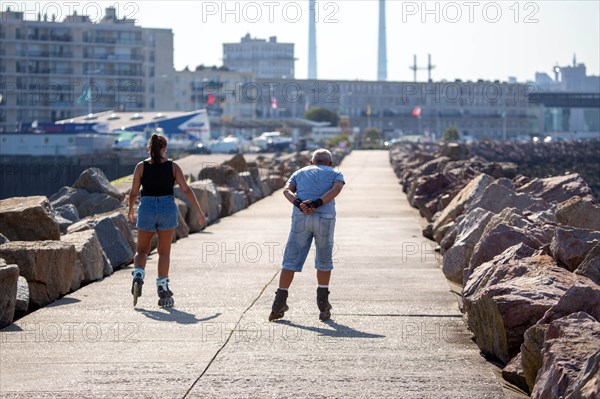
[442,126,460,142]
[360,128,383,149]
[364,128,382,141]
[304,107,340,126]
[326,135,350,147]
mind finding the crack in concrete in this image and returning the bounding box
[181,269,279,398]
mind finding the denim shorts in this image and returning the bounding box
[137,195,178,232]
[282,213,336,272]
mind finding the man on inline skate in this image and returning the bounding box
[269,148,345,322]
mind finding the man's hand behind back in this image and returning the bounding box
[300,200,316,215]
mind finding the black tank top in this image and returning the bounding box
[140,160,175,197]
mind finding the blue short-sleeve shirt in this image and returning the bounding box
[288,164,345,216]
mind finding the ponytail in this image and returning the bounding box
[147,133,167,164]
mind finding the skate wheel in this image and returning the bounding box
[319,311,331,322]
[159,297,174,308]
[268,311,284,322]
[133,281,140,307]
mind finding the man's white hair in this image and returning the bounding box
[311,148,333,164]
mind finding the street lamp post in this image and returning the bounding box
[502,109,507,141]
[87,68,101,115]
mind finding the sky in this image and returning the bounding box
[6,0,600,82]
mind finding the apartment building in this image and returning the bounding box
[254,78,538,140]
[173,66,256,120]
[0,7,173,132]
[223,34,295,79]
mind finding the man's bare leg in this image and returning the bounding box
[278,269,295,289]
[317,270,331,286]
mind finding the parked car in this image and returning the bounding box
[253,131,292,152]
[187,143,211,154]
[208,136,241,153]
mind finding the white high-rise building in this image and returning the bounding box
[223,34,295,79]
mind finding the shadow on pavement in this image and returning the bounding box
[135,308,221,324]
[46,297,82,307]
[278,319,385,339]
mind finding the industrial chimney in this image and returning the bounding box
[308,0,317,79]
[377,0,387,81]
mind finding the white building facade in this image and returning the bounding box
[0,7,174,132]
[223,34,295,79]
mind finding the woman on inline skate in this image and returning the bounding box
[127,133,205,307]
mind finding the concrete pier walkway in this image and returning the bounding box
[0,151,506,398]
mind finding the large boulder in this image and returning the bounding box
[464,207,557,284]
[67,211,134,270]
[0,241,76,309]
[77,192,125,219]
[239,171,264,204]
[54,204,80,224]
[61,230,108,289]
[576,242,600,285]
[72,167,124,201]
[522,327,551,391]
[464,243,538,299]
[517,173,595,204]
[463,253,583,364]
[538,282,600,325]
[439,142,469,161]
[550,227,600,271]
[531,312,600,399]
[408,173,453,222]
[502,353,530,395]
[260,177,273,197]
[198,164,238,186]
[438,222,457,250]
[433,221,454,244]
[15,275,29,318]
[482,207,532,232]
[522,282,600,393]
[247,163,261,180]
[54,214,75,234]
[50,186,123,219]
[173,187,203,233]
[222,154,247,173]
[411,156,450,182]
[441,207,494,284]
[267,174,286,191]
[0,196,60,241]
[526,205,558,224]
[49,186,89,208]
[174,182,215,232]
[465,223,542,284]
[174,198,190,240]
[556,196,600,231]
[432,174,494,237]
[0,260,19,328]
[217,187,249,217]
[465,178,550,215]
[189,180,222,224]
[566,349,600,399]
[407,165,479,223]
[391,146,436,178]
